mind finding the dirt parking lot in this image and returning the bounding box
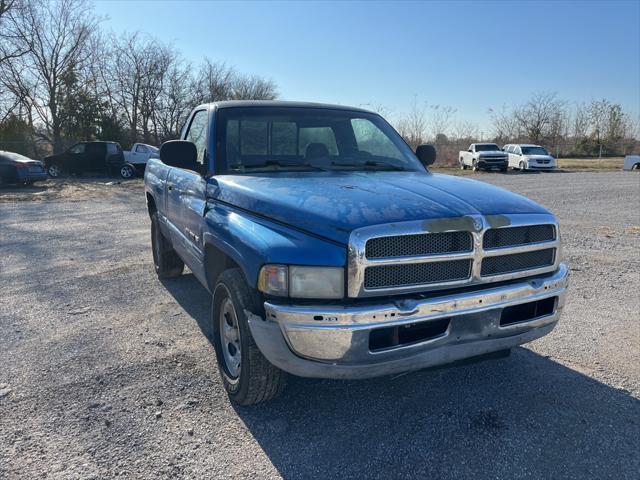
[1,171,639,479]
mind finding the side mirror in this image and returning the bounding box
[416,144,436,167]
[160,140,200,172]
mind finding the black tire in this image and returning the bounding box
[120,164,135,179]
[150,212,184,278]
[633,163,640,170]
[472,160,479,172]
[47,163,62,178]
[459,160,467,170]
[519,161,526,172]
[212,268,287,405]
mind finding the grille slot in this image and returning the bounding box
[483,225,555,250]
[366,231,473,259]
[481,248,555,277]
[364,260,472,289]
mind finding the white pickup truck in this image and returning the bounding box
[123,143,159,173]
[459,143,508,172]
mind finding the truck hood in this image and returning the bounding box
[212,171,549,244]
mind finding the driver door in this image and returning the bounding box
[66,143,87,172]
[166,108,209,286]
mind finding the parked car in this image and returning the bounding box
[44,141,135,179]
[0,150,48,186]
[503,144,557,171]
[623,155,640,171]
[123,143,159,174]
[459,143,508,171]
[145,101,568,405]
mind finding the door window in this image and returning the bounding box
[70,144,85,154]
[135,144,149,153]
[185,110,208,165]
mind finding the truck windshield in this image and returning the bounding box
[216,107,423,173]
[521,146,549,155]
[475,144,500,152]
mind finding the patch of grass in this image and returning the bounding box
[557,157,624,170]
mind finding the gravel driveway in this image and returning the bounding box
[1,171,638,479]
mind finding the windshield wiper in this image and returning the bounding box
[331,160,407,171]
[231,161,327,172]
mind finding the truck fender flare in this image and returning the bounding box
[202,231,253,291]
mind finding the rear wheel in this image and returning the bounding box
[48,163,62,178]
[150,212,184,278]
[633,163,640,170]
[212,269,287,405]
[120,164,134,179]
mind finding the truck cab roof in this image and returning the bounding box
[199,100,374,114]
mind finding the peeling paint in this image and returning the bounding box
[423,216,479,233]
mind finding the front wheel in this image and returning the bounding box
[519,161,526,172]
[472,160,479,172]
[212,269,287,405]
[150,212,184,278]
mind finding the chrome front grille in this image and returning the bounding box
[481,248,555,276]
[364,259,472,289]
[366,231,472,259]
[348,214,561,298]
[483,224,555,250]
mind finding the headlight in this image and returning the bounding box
[258,265,344,299]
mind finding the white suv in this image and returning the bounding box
[503,144,557,171]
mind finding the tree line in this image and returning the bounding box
[0,0,277,156]
[1,0,638,163]
[392,92,638,165]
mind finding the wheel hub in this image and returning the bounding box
[220,297,241,378]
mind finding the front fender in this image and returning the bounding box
[203,202,347,289]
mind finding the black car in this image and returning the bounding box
[44,141,135,179]
[0,150,48,186]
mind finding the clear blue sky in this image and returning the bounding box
[94,0,640,131]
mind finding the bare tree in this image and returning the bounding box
[430,104,456,137]
[192,60,277,103]
[107,33,175,144]
[0,0,29,66]
[488,105,520,143]
[513,92,567,144]
[152,59,193,141]
[453,119,479,142]
[1,0,98,151]
[396,96,428,148]
[572,102,590,139]
[231,73,277,100]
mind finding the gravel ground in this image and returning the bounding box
[1,171,638,479]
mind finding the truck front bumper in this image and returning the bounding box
[248,264,569,379]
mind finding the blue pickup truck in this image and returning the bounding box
[144,101,569,405]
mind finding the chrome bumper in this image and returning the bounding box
[248,264,568,379]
